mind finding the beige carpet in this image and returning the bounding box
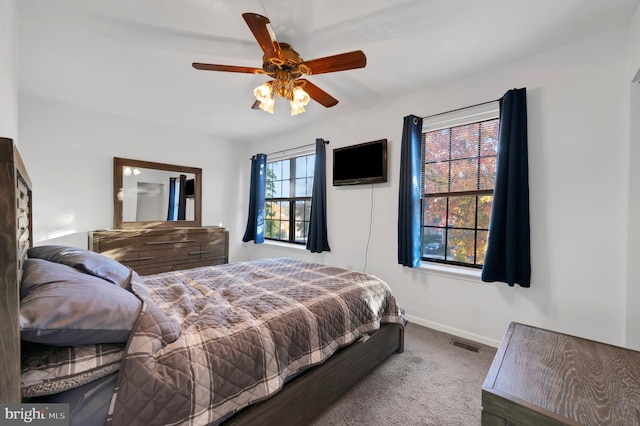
[312,323,497,426]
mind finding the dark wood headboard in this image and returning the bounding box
[0,138,33,403]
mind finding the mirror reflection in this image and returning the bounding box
[120,167,196,222]
[114,157,202,228]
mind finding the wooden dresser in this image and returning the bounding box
[482,322,640,426]
[89,226,228,276]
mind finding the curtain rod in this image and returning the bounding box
[420,87,526,121]
[420,98,500,121]
[264,139,329,158]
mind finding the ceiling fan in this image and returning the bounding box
[192,13,367,116]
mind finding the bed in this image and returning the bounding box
[0,137,405,425]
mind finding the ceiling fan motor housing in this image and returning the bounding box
[262,43,309,78]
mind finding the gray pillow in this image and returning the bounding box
[28,245,132,288]
[20,258,141,346]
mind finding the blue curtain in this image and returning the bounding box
[242,153,267,243]
[397,115,423,267]
[167,177,177,220]
[481,88,531,287]
[177,174,187,220]
[307,138,331,253]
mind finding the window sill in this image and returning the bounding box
[416,261,483,283]
[261,240,307,251]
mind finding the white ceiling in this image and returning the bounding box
[18,0,639,142]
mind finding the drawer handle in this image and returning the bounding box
[190,251,212,255]
[144,239,198,245]
[123,256,154,262]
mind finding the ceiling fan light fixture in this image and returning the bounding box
[290,86,310,116]
[123,167,142,176]
[259,97,275,114]
[290,101,305,116]
[254,82,275,114]
[254,82,273,103]
[254,78,310,116]
[293,86,310,105]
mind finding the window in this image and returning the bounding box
[265,153,315,244]
[421,103,499,268]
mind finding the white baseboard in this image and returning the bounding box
[405,314,501,348]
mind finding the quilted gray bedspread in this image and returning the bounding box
[107,257,404,426]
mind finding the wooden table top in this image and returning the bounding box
[482,322,640,425]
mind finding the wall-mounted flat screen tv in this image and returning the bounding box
[185,178,195,198]
[333,139,388,186]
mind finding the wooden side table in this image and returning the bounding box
[482,322,640,425]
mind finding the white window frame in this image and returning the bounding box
[421,101,500,269]
[265,146,316,245]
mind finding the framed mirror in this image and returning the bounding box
[114,157,202,228]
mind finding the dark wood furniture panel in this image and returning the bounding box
[482,322,640,426]
[89,226,229,275]
[0,138,32,403]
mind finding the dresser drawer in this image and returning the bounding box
[89,227,229,275]
[98,234,174,251]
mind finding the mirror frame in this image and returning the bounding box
[114,157,202,229]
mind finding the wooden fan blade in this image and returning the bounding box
[192,63,263,74]
[299,79,338,108]
[301,50,366,75]
[242,13,283,62]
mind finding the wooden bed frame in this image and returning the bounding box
[0,137,404,424]
[0,137,31,404]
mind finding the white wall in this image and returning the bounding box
[627,83,640,350]
[626,2,640,350]
[238,28,631,347]
[0,0,18,140]
[18,94,242,249]
[629,2,640,82]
